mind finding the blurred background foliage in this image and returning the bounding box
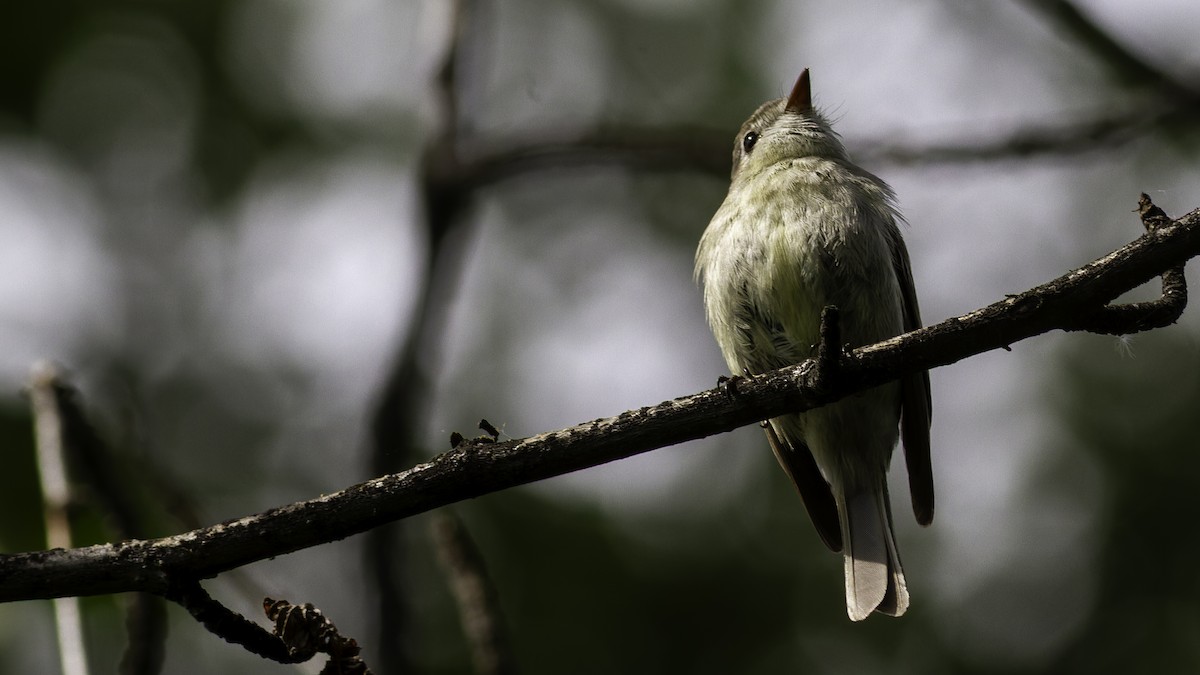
[2,0,1200,673]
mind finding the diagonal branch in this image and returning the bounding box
[1016,0,1198,102]
[164,581,301,663]
[0,199,1196,605]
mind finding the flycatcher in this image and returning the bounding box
[695,69,933,621]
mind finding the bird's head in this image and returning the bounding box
[729,69,848,183]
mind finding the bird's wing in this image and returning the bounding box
[765,424,843,551]
[890,228,935,526]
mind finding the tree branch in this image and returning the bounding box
[1,199,1196,605]
[430,512,515,675]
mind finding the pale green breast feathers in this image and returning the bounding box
[697,119,905,374]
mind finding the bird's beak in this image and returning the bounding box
[784,69,812,113]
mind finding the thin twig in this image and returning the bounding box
[1064,193,1187,333]
[431,512,515,675]
[163,582,299,663]
[1,199,1196,604]
[162,582,375,671]
[29,362,90,675]
[36,368,169,675]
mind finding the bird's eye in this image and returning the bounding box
[742,131,759,153]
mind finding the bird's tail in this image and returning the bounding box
[840,485,908,621]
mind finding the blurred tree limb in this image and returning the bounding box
[1016,0,1197,100]
[430,511,515,675]
[29,363,168,675]
[452,93,1200,189]
[0,196,1194,605]
[450,1,1200,182]
[29,363,90,675]
[364,1,488,671]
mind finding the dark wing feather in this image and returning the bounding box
[890,229,935,526]
[765,425,843,551]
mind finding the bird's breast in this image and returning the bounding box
[698,166,903,373]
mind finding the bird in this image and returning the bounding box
[694,69,933,620]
